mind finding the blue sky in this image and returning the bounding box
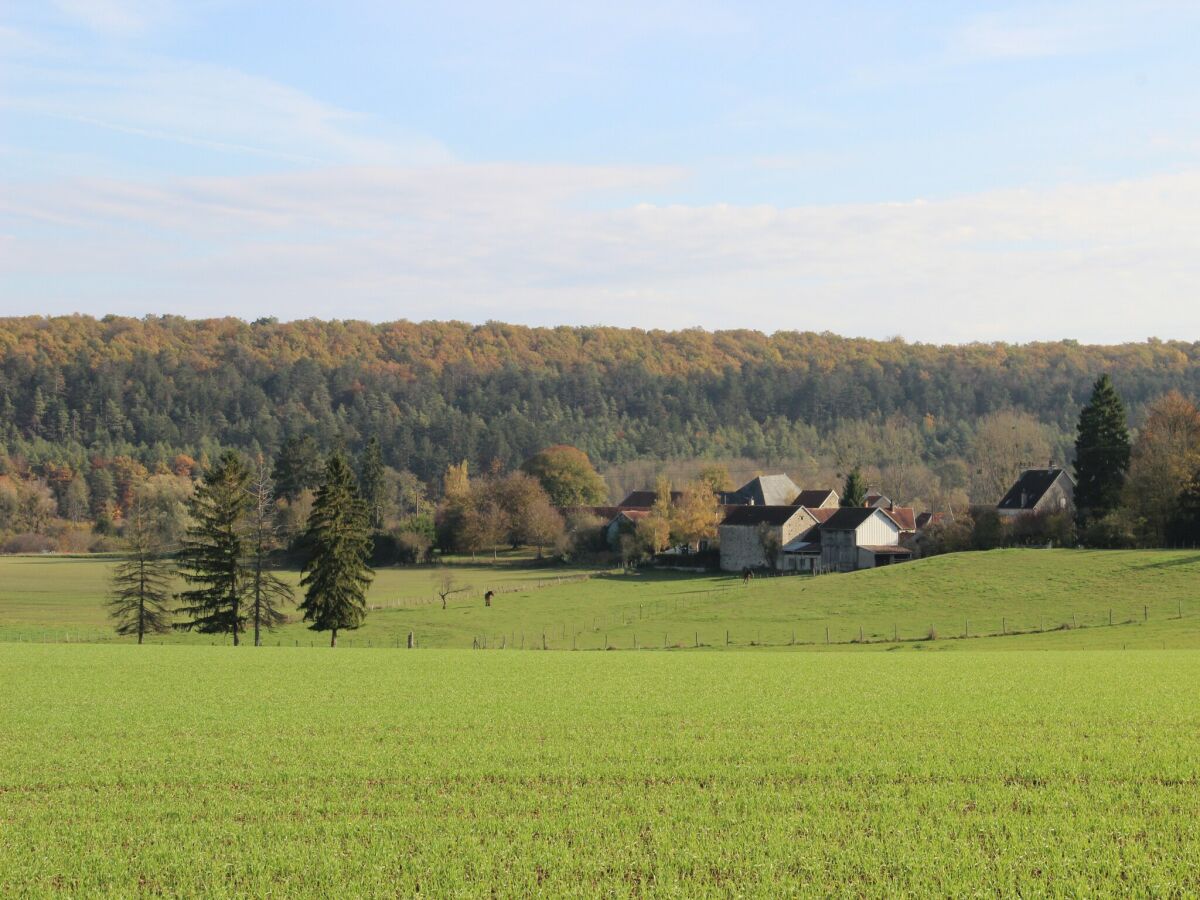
[3,1,1200,342]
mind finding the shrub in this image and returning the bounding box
[3,533,56,554]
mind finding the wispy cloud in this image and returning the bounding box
[3,165,1199,342]
[3,53,450,169]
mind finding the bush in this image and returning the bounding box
[370,529,434,566]
[3,533,56,554]
[1080,511,1136,549]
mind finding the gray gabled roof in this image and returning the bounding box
[725,474,800,507]
[997,468,1074,511]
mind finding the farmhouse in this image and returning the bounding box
[807,507,910,572]
[996,467,1075,517]
[719,505,816,571]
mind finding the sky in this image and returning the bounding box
[2,1,1200,343]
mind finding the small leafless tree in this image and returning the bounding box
[434,571,470,609]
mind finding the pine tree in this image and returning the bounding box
[108,497,174,643]
[273,436,322,502]
[1074,374,1131,526]
[299,452,375,647]
[841,468,866,507]
[359,436,387,531]
[175,451,252,644]
[246,457,292,647]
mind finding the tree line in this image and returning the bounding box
[113,450,373,647]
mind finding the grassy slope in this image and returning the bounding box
[3,644,1200,895]
[3,549,1200,650]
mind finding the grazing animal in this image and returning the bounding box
[484,590,494,607]
[741,568,754,586]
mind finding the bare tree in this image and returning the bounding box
[434,571,470,610]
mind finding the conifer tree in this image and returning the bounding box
[108,497,173,643]
[246,457,292,646]
[299,452,375,647]
[359,436,387,531]
[273,436,322,502]
[840,468,866,507]
[175,451,252,644]
[1074,374,1131,526]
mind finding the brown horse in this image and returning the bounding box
[484,590,495,607]
[741,568,754,586]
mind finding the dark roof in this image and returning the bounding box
[720,505,806,527]
[864,493,892,509]
[997,468,1072,511]
[619,490,682,508]
[820,507,884,531]
[562,506,626,520]
[808,507,838,523]
[916,511,947,530]
[794,488,837,507]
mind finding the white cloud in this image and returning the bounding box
[2,165,1200,342]
[3,53,449,168]
[50,0,180,36]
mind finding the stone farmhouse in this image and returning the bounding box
[717,505,817,571]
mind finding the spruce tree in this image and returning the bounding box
[175,451,252,644]
[840,468,866,507]
[273,436,322,502]
[359,436,387,531]
[108,497,173,643]
[1074,374,1131,526]
[246,457,293,646]
[299,452,375,647]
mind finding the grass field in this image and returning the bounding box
[4,548,1200,651]
[3,644,1199,895]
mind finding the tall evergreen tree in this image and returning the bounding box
[1074,374,1131,526]
[840,468,866,507]
[273,436,322,502]
[246,457,293,647]
[175,451,252,644]
[108,497,173,643]
[359,436,387,531]
[299,452,375,647]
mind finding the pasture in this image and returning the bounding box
[3,645,1200,895]
[3,549,1200,651]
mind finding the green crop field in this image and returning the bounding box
[2,645,1199,895]
[3,548,1200,651]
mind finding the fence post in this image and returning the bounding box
[964,619,968,639]
[1109,609,1113,626]
[825,626,830,645]
[407,631,414,649]
[859,626,864,643]
[1144,605,1148,622]
[725,629,730,646]
[1002,617,1006,635]
[695,631,699,648]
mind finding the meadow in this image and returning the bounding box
[2,644,1199,895]
[4,548,1200,652]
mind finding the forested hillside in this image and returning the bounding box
[1,315,1197,491]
